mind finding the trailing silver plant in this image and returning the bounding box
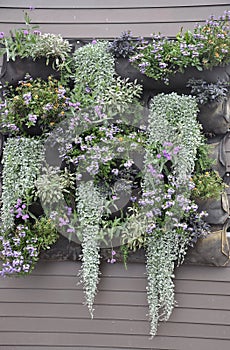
[1,137,44,229]
[149,92,203,181]
[72,41,115,107]
[143,93,204,337]
[76,180,105,317]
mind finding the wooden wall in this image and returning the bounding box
[0,261,230,349]
[0,0,229,39]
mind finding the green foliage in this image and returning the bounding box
[0,12,71,66]
[194,143,215,173]
[100,77,142,114]
[76,181,105,317]
[108,31,139,58]
[71,41,115,107]
[33,216,59,250]
[30,33,71,67]
[130,11,230,82]
[0,216,58,276]
[148,93,202,180]
[36,165,75,208]
[1,137,44,229]
[0,76,73,136]
[71,40,142,112]
[187,78,229,105]
[191,170,226,200]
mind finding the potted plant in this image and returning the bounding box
[0,12,71,86]
[0,74,79,136]
[114,11,230,92]
[191,170,228,224]
[187,78,230,135]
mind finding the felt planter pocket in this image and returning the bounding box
[185,220,230,266]
[198,97,230,135]
[195,192,229,225]
[115,58,230,93]
[0,55,60,87]
[208,133,230,177]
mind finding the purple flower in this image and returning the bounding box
[162,149,171,160]
[23,30,29,35]
[159,62,168,69]
[107,258,116,264]
[66,207,72,216]
[92,39,97,44]
[0,32,4,39]
[43,103,53,111]
[112,168,119,176]
[15,198,22,208]
[33,30,41,35]
[28,114,37,123]
[147,164,156,176]
[173,146,180,154]
[59,217,69,227]
[124,159,134,168]
[67,227,75,233]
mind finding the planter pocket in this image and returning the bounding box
[195,192,229,225]
[185,220,230,266]
[198,96,230,135]
[115,58,230,93]
[0,55,60,86]
[208,132,230,177]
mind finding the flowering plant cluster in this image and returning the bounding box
[0,207,58,277]
[0,12,71,66]
[44,90,211,337]
[0,137,58,276]
[191,170,226,200]
[129,11,230,82]
[0,75,79,135]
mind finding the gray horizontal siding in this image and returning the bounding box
[1,0,230,8]
[0,261,230,349]
[0,1,229,38]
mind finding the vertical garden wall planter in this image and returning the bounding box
[1,10,230,339]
